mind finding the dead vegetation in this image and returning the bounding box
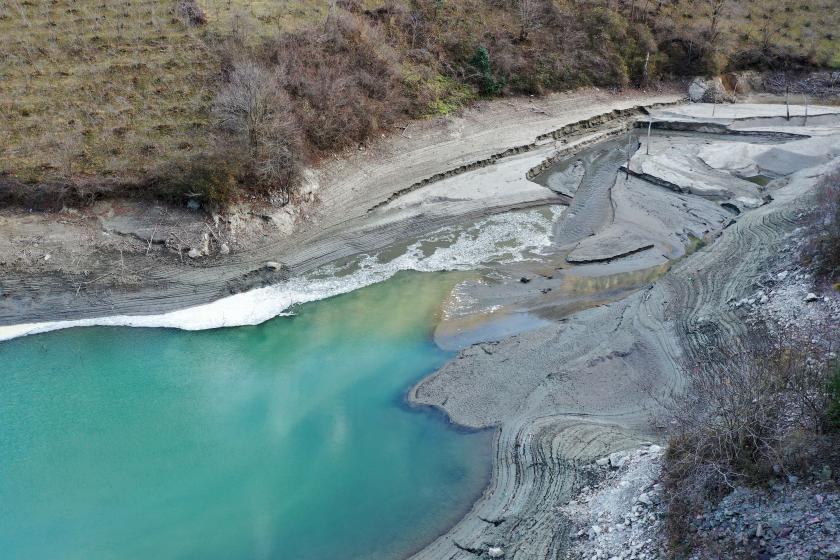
[662,328,840,555]
[801,169,840,286]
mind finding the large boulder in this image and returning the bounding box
[688,77,732,103]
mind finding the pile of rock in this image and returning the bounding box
[689,481,840,560]
[729,226,840,347]
[563,444,667,560]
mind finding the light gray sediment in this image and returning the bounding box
[407,109,839,559]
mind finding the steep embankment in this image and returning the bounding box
[407,106,840,559]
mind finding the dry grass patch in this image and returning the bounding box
[0,0,217,183]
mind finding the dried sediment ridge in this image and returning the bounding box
[407,106,840,560]
[369,102,680,213]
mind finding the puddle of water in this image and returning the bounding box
[743,175,771,186]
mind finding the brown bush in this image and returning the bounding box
[0,176,117,211]
[802,169,840,284]
[212,62,302,203]
[176,0,207,27]
[662,328,840,553]
[148,151,243,208]
[261,11,407,151]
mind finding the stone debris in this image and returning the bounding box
[689,483,840,560]
[728,225,840,351]
[487,546,504,558]
[563,444,667,560]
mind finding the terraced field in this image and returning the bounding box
[0,0,215,182]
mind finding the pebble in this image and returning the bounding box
[609,452,627,469]
[487,546,504,558]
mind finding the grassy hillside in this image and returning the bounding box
[1,0,837,208]
[0,0,216,183]
[656,0,840,72]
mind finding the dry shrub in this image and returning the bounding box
[177,0,207,27]
[148,151,243,208]
[0,175,117,211]
[663,328,840,552]
[212,62,302,203]
[801,169,840,284]
[263,12,407,151]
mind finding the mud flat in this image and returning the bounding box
[407,103,840,559]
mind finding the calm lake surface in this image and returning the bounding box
[0,272,491,560]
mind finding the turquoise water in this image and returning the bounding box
[0,272,491,560]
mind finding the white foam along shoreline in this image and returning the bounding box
[0,207,564,343]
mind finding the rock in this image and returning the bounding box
[487,546,504,558]
[688,78,708,102]
[805,293,819,302]
[519,277,531,284]
[779,526,792,538]
[609,452,627,469]
[688,76,730,103]
[200,232,210,256]
[596,457,610,467]
[760,295,769,304]
[648,444,662,453]
[756,523,764,538]
[187,248,202,259]
[264,261,283,271]
[637,493,653,506]
[777,271,789,280]
[219,242,230,255]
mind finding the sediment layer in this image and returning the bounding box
[407,105,840,559]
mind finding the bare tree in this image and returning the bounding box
[515,0,545,40]
[212,62,301,200]
[213,62,281,153]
